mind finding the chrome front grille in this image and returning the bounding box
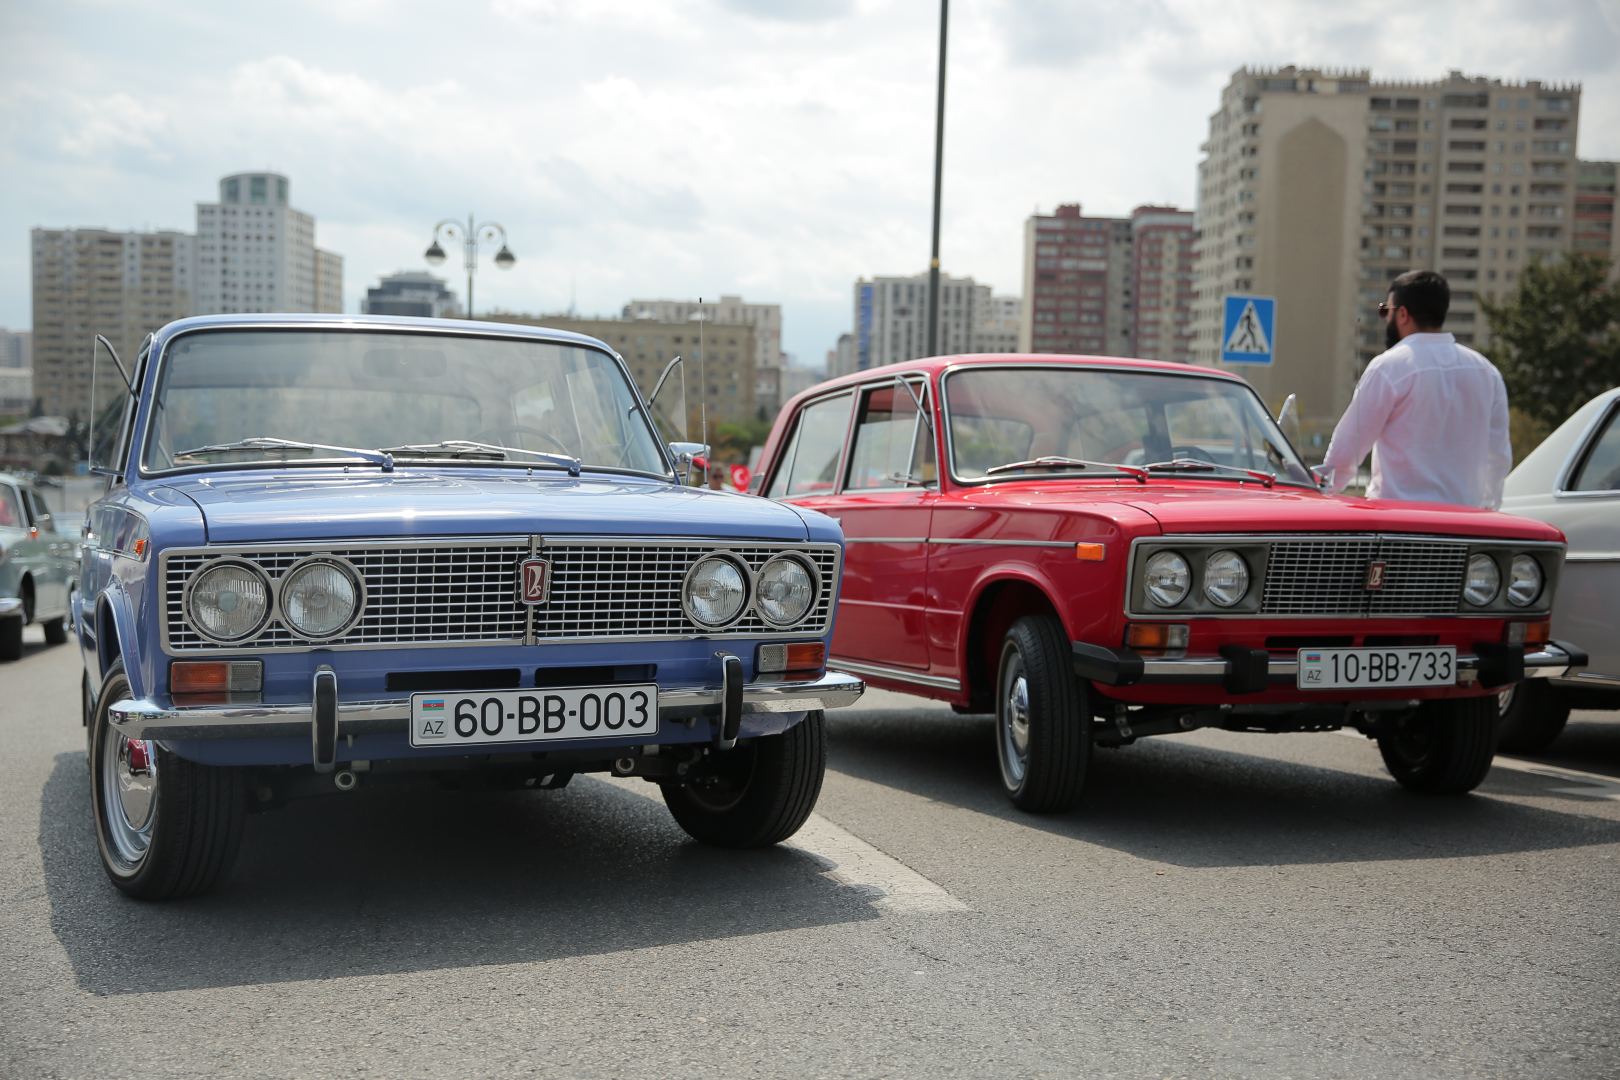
[162,538,840,653]
[1262,537,1468,616]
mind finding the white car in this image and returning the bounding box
[1498,387,1620,750]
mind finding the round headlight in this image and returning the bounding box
[186,560,271,643]
[281,558,362,639]
[1144,551,1191,607]
[1506,554,1543,608]
[756,555,815,626]
[1464,553,1501,607]
[1203,550,1250,608]
[684,555,748,627]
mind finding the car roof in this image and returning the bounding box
[783,353,1250,411]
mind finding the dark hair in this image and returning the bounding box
[1389,269,1449,329]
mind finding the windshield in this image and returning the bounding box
[945,366,1313,486]
[141,329,668,476]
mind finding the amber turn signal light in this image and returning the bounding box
[1505,619,1551,649]
[1125,624,1189,650]
[171,660,263,694]
[756,642,826,674]
[1074,543,1106,561]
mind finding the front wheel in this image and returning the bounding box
[1496,682,1571,754]
[1377,696,1496,794]
[90,661,247,899]
[996,616,1092,813]
[661,711,825,847]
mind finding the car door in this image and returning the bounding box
[1548,399,1620,680]
[21,486,71,617]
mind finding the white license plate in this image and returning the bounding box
[409,685,658,747]
[1296,647,1456,690]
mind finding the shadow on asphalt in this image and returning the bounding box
[826,709,1620,869]
[38,755,879,996]
[1515,716,1620,778]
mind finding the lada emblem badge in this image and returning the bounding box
[519,558,550,605]
[1364,560,1387,591]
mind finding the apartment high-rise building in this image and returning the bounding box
[974,294,1023,353]
[852,272,1015,370]
[1573,160,1618,262]
[827,332,856,379]
[1129,206,1197,364]
[623,296,782,371]
[1192,67,1583,434]
[30,228,196,419]
[362,271,461,318]
[0,329,29,370]
[195,172,341,314]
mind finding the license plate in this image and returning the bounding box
[409,685,658,747]
[1296,648,1456,690]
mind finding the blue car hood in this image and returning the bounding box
[158,471,811,543]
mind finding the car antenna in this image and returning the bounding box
[698,296,708,465]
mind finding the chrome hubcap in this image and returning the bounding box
[101,731,157,864]
[1002,672,1031,783]
[1497,685,1516,716]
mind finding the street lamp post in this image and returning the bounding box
[424,214,516,319]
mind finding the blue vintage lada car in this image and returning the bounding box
[77,314,861,899]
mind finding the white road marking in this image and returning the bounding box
[1336,729,1620,801]
[601,775,970,914]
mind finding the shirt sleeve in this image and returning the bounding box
[1322,360,1397,494]
[1484,370,1512,509]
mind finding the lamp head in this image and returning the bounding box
[423,240,447,266]
[493,245,516,270]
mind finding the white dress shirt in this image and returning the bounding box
[1322,332,1512,509]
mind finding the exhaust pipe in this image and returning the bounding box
[611,757,637,777]
[333,769,358,792]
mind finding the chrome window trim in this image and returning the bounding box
[136,322,677,482]
[764,388,857,499]
[937,361,1315,490]
[1554,396,1620,496]
[1123,533,1564,619]
[159,536,842,654]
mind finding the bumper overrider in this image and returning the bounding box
[1072,641,1587,695]
[108,654,864,772]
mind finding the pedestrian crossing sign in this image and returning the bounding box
[1221,294,1276,365]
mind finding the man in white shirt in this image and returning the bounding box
[1322,269,1512,509]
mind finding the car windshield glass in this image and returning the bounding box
[142,329,667,476]
[945,366,1313,486]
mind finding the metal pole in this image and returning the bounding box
[926,0,948,358]
[465,212,476,319]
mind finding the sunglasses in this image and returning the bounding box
[1378,301,1399,319]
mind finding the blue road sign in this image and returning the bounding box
[1221,294,1276,365]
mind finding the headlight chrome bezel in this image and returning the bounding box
[1463,553,1502,607]
[1506,554,1543,608]
[183,557,274,644]
[682,553,752,629]
[754,553,818,628]
[1203,549,1251,608]
[1143,550,1192,608]
[278,555,366,641]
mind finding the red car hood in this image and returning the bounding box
[1118,484,1563,540]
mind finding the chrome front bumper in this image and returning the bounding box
[1073,641,1585,694]
[0,597,23,619]
[108,669,866,742]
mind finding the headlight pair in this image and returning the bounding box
[186,557,363,644]
[1144,549,1250,609]
[683,553,817,629]
[1464,553,1542,608]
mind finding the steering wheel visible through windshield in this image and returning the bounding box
[142,329,669,476]
[944,365,1314,487]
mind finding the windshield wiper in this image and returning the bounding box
[984,456,1148,483]
[173,437,395,471]
[381,440,582,477]
[1139,459,1276,487]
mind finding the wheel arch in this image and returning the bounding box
[94,580,146,700]
[960,574,1065,712]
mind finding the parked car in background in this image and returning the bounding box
[756,354,1583,812]
[77,314,862,899]
[1497,386,1620,750]
[1,470,77,660]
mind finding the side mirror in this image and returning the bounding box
[669,441,709,484]
[1309,465,1330,489]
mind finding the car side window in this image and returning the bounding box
[24,489,54,531]
[1567,405,1620,493]
[846,381,935,490]
[0,485,21,528]
[767,392,853,498]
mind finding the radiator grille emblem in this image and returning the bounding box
[519,558,550,604]
[1364,560,1386,591]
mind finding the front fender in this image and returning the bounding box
[96,577,149,701]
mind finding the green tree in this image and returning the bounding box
[1482,253,1620,437]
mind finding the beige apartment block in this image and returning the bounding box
[1193,67,1582,440]
[484,313,758,429]
[1573,160,1617,267]
[30,228,195,420]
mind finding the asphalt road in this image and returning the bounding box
[3,628,1617,1080]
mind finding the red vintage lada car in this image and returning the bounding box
[754,354,1586,812]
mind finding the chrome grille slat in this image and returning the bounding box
[163,539,840,652]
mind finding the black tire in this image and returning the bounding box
[1377,696,1497,794]
[89,661,246,899]
[43,613,69,646]
[1495,682,1571,754]
[996,615,1091,813]
[661,711,825,847]
[0,617,19,661]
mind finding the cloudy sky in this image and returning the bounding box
[3,0,1617,366]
